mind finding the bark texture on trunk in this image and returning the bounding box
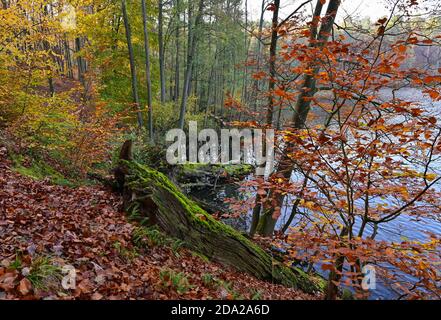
[256,0,341,236]
[178,0,204,129]
[121,0,144,128]
[141,0,154,141]
[158,0,166,103]
[121,161,324,294]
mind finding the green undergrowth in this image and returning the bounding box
[201,273,253,299]
[178,162,254,177]
[9,152,76,187]
[159,268,193,295]
[125,161,325,294]
[7,149,110,187]
[26,256,64,291]
[132,226,185,256]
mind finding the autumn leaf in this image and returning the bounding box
[267,3,276,11]
[425,89,440,100]
[377,17,387,25]
[321,264,334,271]
[195,213,207,221]
[0,271,18,291]
[428,116,437,125]
[18,278,32,296]
[252,71,266,80]
[396,44,407,53]
[77,278,93,294]
[91,292,104,300]
[385,248,394,256]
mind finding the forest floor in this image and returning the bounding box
[0,145,316,300]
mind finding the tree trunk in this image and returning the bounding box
[141,0,154,141]
[241,0,249,105]
[203,46,217,127]
[75,37,85,85]
[178,0,204,130]
[325,227,348,300]
[252,0,267,113]
[64,37,73,79]
[158,0,166,103]
[42,5,54,97]
[265,0,280,126]
[250,0,280,235]
[121,0,144,128]
[121,161,323,294]
[256,0,341,236]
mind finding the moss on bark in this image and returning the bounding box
[123,161,322,294]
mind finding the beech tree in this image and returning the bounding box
[142,0,154,141]
[178,0,205,129]
[235,0,441,299]
[121,0,144,128]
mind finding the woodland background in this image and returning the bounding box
[0,0,441,300]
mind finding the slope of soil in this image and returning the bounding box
[0,146,316,300]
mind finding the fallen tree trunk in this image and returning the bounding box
[122,161,324,294]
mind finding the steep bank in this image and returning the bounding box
[0,146,317,300]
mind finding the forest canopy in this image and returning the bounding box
[0,0,441,301]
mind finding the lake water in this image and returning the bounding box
[191,88,441,299]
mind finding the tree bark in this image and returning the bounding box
[256,0,341,236]
[250,0,281,236]
[174,0,180,101]
[121,160,323,294]
[178,0,204,130]
[266,0,280,126]
[252,0,267,112]
[63,37,73,79]
[141,0,154,141]
[75,37,85,85]
[241,0,249,105]
[121,0,144,128]
[42,5,54,97]
[158,0,166,103]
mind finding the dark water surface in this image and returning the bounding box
[192,88,441,299]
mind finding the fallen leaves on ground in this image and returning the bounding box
[0,146,315,300]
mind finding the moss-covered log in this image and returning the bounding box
[123,161,323,294]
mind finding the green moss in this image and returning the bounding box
[127,162,266,255]
[291,266,327,293]
[342,288,355,300]
[191,251,211,263]
[179,162,204,173]
[125,161,324,294]
[178,162,254,178]
[10,153,75,187]
[201,273,215,286]
[220,164,254,176]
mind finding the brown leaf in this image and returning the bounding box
[78,278,93,294]
[18,278,32,295]
[0,272,18,291]
[377,17,387,25]
[91,292,103,300]
[321,264,334,271]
